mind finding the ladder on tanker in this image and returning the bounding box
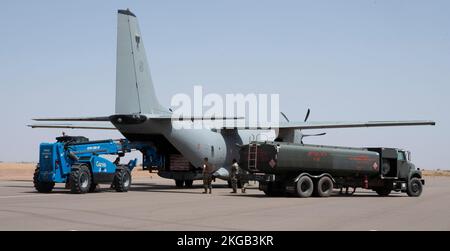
[247,144,259,171]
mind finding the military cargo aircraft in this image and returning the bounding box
[29,9,435,187]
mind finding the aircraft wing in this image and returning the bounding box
[28,122,116,130]
[220,120,436,130]
[277,120,436,130]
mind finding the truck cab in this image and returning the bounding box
[368,148,421,180]
[368,147,424,196]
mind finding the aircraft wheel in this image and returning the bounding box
[175,179,184,188]
[184,180,193,188]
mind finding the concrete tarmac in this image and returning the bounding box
[0,176,449,230]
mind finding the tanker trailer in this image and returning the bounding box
[239,142,424,198]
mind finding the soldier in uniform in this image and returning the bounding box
[230,159,249,194]
[230,159,239,193]
[202,157,213,194]
[240,169,249,194]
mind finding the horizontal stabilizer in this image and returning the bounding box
[33,116,111,122]
[28,123,116,130]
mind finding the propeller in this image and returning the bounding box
[281,109,327,144]
[301,109,326,143]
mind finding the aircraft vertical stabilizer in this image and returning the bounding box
[116,9,166,115]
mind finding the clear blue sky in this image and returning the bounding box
[0,1,448,169]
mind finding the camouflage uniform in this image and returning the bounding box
[230,162,239,193]
[239,170,249,193]
[202,161,214,194]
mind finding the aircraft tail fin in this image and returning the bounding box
[116,9,167,115]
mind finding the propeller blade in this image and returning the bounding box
[280,112,290,122]
[303,132,327,137]
[304,109,311,122]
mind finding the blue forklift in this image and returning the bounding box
[34,135,137,194]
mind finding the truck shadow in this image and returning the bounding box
[222,191,406,198]
[128,182,230,195]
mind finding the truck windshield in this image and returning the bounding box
[397,151,406,161]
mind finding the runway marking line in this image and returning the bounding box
[0,194,64,199]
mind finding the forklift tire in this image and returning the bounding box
[70,165,92,194]
[33,165,55,193]
[113,168,131,192]
[296,176,314,198]
[406,177,423,197]
[184,180,193,188]
[316,176,333,197]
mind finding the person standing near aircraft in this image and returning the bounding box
[202,158,213,194]
[230,159,239,193]
[240,169,249,194]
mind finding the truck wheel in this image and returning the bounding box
[70,165,92,194]
[184,180,193,188]
[113,168,131,192]
[406,178,423,197]
[375,187,391,196]
[33,165,55,193]
[296,176,314,198]
[175,180,184,188]
[316,176,333,197]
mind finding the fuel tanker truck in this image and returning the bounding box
[239,142,424,198]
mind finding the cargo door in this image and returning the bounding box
[169,155,190,171]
